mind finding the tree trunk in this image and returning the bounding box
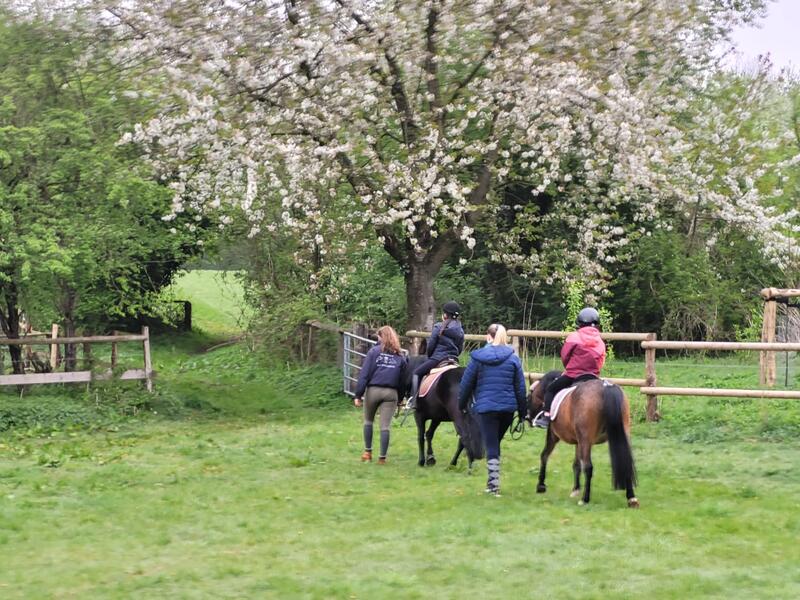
[381,226,459,334]
[63,319,77,372]
[7,344,23,375]
[0,284,25,375]
[405,260,438,332]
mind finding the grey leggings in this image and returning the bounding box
[364,386,398,430]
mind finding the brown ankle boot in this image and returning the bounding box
[361,450,372,462]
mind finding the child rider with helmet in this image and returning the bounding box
[533,307,606,428]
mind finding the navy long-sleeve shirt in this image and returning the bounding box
[426,319,464,361]
[355,345,408,398]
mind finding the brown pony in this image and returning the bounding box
[528,370,639,508]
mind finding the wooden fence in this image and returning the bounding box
[638,339,800,402]
[406,328,799,421]
[0,327,154,392]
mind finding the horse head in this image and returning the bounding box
[528,369,561,419]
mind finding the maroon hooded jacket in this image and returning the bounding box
[561,326,606,378]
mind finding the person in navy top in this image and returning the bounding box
[407,301,465,409]
[354,326,408,464]
[459,323,527,496]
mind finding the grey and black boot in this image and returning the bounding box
[485,458,501,496]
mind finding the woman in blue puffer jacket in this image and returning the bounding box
[458,323,527,496]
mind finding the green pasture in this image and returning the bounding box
[1,338,800,598]
[1,271,799,597]
[169,269,249,337]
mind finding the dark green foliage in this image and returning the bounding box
[321,245,406,327]
[0,14,213,339]
[434,256,534,332]
[610,230,785,339]
[0,385,162,433]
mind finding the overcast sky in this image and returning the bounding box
[729,0,800,72]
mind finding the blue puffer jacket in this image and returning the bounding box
[458,344,527,415]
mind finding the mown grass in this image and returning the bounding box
[1,339,799,598]
[169,269,250,336]
[1,273,799,597]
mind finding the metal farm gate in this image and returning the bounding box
[342,331,377,397]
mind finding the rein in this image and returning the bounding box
[510,414,525,440]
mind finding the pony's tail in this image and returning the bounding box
[460,411,485,460]
[602,384,637,490]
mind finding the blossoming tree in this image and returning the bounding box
[94,0,796,329]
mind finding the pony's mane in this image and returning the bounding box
[539,369,562,391]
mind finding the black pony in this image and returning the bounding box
[404,355,484,468]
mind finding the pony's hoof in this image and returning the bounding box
[536,484,547,494]
[425,456,437,466]
[628,497,640,508]
[569,489,581,498]
[578,500,588,506]
[418,460,425,467]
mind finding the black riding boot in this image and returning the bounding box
[533,394,553,429]
[407,374,420,410]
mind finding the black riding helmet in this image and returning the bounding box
[442,301,461,318]
[576,307,600,328]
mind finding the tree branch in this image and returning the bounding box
[336,0,418,145]
[424,1,442,113]
[378,226,407,265]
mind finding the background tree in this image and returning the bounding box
[0,12,211,370]
[94,0,798,331]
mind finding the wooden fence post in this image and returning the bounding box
[511,335,520,355]
[83,341,93,371]
[49,324,59,370]
[142,326,153,392]
[760,299,777,387]
[111,331,119,369]
[645,332,659,422]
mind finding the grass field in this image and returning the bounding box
[169,269,249,336]
[1,273,799,598]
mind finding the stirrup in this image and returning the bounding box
[532,411,550,429]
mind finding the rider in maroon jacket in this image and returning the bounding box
[533,307,606,428]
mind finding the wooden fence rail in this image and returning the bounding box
[640,387,800,399]
[0,326,154,392]
[1,334,147,345]
[642,340,800,352]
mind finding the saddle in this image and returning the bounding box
[550,377,611,421]
[550,387,576,421]
[419,360,459,398]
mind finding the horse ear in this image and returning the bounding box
[530,380,540,393]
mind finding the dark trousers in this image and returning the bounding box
[413,357,441,378]
[476,411,514,461]
[544,373,597,412]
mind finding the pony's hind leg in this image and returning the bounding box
[570,450,581,498]
[578,442,593,505]
[450,438,464,467]
[425,420,441,466]
[536,429,559,493]
[626,483,639,508]
[415,413,426,467]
